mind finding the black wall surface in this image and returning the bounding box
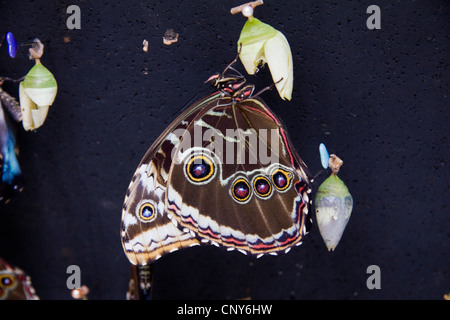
[0,0,448,300]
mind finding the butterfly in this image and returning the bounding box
[0,82,23,203]
[0,257,39,300]
[120,55,312,269]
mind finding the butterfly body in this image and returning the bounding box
[121,64,312,266]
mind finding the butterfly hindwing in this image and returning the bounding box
[165,96,312,257]
[0,257,39,300]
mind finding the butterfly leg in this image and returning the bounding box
[0,76,25,83]
[221,43,243,77]
[251,77,283,98]
[312,169,326,181]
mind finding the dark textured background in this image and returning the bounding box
[0,0,448,300]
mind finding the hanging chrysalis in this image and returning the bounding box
[315,144,353,251]
[19,39,57,131]
[233,0,293,100]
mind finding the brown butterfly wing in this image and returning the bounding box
[166,97,312,257]
[0,257,39,300]
[120,92,224,266]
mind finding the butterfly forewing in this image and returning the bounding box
[120,92,223,266]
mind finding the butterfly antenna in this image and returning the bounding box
[227,66,245,78]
